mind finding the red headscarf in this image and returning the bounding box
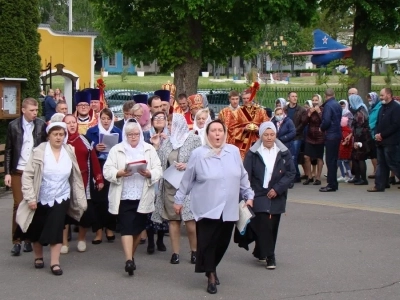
[63,114,80,143]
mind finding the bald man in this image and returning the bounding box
[348,88,358,96]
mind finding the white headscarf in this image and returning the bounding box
[193,108,212,145]
[259,121,277,136]
[275,98,287,108]
[339,99,351,116]
[46,122,68,144]
[98,109,115,135]
[305,100,313,108]
[170,113,190,150]
[50,113,66,123]
[122,119,145,161]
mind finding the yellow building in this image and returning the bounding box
[38,24,97,112]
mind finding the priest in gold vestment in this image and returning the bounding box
[225,85,269,159]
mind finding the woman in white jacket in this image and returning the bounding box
[103,120,162,276]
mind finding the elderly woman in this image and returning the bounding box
[348,95,371,185]
[151,113,202,265]
[303,94,325,185]
[132,103,151,132]
[243,122,295,269]
[16,122,86,275]
[86,108,122,244]
[174,120,254,294]
[103,120,162,276]
[60,114,104,253]
[193,108,212,144]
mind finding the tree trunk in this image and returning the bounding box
[351,8,372,100]
[174,56,202,96]
[173,17,202,96]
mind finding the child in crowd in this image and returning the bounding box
[338,116,353,182]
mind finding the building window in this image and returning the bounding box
[109,53,116,66]
[123,55,130,66]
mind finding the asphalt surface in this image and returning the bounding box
[0,171,399,300]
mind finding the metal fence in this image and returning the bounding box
[105,85,400,116]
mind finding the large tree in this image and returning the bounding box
[321,0,400,97]
[0,0,41,99]
[90,0,318,95]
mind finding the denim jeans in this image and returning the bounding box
[337,160,351,178]
[292,140,302,180]
[375,145,400,190]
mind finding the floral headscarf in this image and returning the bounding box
[170,113,190,150]
[368,92,379,107]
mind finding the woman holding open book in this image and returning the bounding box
[86,108,122,244]
[103,120,162,276]
[243,122,295,270]
[151,113,202,265]
[174,120,254,294]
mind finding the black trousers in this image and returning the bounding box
[375,145,400,190]
[325,139,341,190]
[250,213,281,259]
[195,218,234,273]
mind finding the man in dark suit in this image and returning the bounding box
[319,88,342,192]
[5,98,47,256]
[114,100,135,130]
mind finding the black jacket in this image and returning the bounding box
[243,139,296,214]
[283,104,307,140]
[5,117,47,174]
[320,97,342,140]
[114,119,125,131]
[375,100,400,146]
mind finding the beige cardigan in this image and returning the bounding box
[103,142,162,215]
[16,142,87,232]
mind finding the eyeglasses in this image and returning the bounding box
[153,116,165,121]
[77,104,89,107]
[127,133,140,138]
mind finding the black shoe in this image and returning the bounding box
[106,235,115,242]
[319,186,337,192]
[389,176,396,185]
[207,282,217,294]
[34,258,44,269]
[354,180,368,185]
[125,260,135,276]
[313,180,321,185]
[190,251,197,264]
[303,178,314,185]
[147,244,155,254]
[91,239,102,245]
[266,257,276,270]
[170,253,180,264]
[11,244,21,256]
[288,182,294,189]
[23,242,33,253]
[50,264,63,276]
[156,240,167,252]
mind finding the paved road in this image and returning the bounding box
[0,172,399,300]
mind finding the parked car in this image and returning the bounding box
[105,89,149,119]
[394,69,400,75]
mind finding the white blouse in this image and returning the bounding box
[259,143,278,188]
[121,173,145,201]
[38,144,72,206]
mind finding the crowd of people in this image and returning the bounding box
[4,81,399,294]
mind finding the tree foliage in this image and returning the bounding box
[90,0,319,94]
[0,0,41,99]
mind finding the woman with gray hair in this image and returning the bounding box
[174,119,254,294]
[243,121,296,270]
[103,120,162,276]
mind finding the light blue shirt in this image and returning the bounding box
[175,144,254,222]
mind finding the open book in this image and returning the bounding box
[125,160,147,174]
[99,133,119,153]
[236,200,255,235]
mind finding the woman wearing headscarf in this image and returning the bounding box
[174,119,254,294]
[367,92,381,179]
[16,122,86,275]
[60,114,104,254]
[193,108,212,145]
[339,99,354,127]
[275,98,287,109]
[151,113,202,265]
[86,108,122,243]
[271,107,296,155]
[103,120,162,276]
[347,95,371,185]
[243,122,295,269]
[304,100,312,109]
[303,94,325,185]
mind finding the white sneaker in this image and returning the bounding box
[77,241,87,252]
[337,176,346,183]
[60,245,69,254]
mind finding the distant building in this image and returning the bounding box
[102,51,160,74]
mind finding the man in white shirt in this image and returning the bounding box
[4,98,47,256]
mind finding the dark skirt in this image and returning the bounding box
[195,217,234,273]
[25,199,70,246]
[249,213,281,260]
[118,200,147,236]
[304,142,325,160]
[65,200,95,228]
